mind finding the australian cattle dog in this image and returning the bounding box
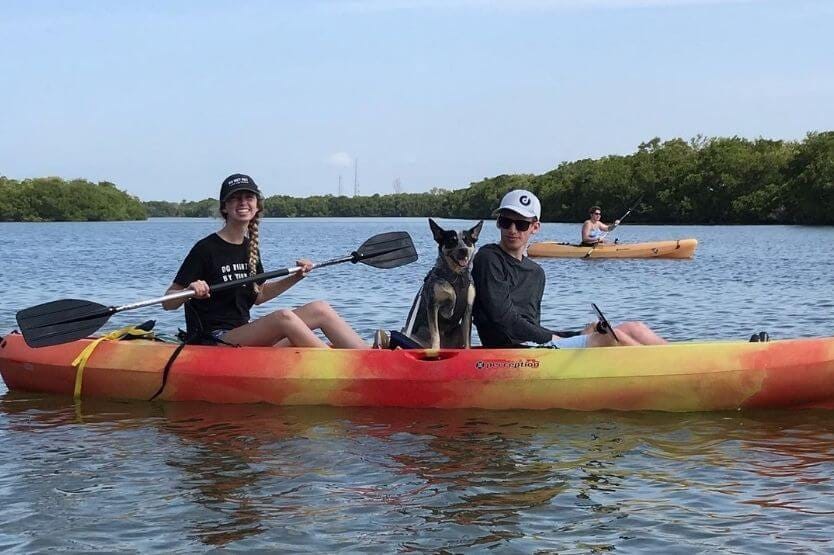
[402,218,484,349]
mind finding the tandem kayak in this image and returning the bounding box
[2,332,834,411]
[527,238,698,259]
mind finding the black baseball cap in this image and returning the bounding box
[219,173,261,202]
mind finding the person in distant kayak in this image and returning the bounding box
[581,206,620,247]
[162,173,368,348]
[472,190,667,348]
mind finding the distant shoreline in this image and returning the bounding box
[1,215,823,227]
[3,131,832,225]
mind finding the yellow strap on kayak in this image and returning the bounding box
[71,325,155,399]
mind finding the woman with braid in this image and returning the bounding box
[163,173,368,348]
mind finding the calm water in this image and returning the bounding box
[2,218,834,552]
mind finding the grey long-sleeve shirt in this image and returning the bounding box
[472,243,553,347]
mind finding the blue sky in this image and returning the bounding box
[1,0,832,201]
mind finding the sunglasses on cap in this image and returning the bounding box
[497,216,533,232]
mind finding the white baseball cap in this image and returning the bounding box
[492,189,541,220]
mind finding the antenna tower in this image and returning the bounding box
[353,158,359,197]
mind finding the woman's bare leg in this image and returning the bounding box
[222,308,329,347]
[291,300,369,349]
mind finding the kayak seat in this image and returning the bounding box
[749,331,770,342]
[389,330,423,350]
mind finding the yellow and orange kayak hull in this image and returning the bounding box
[3,332,834,411]
[528,238,698,259]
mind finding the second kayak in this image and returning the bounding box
[527,238,698,259]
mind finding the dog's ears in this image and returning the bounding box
[468,220,484,243]
[429,218,445,243]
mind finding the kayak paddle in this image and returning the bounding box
[582,194,644,259]
[16,231,418,348]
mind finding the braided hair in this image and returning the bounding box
[247,215,261,291]
[219,196,265,293]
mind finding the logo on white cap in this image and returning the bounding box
[494,189,541,220]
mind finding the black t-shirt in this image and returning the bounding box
[472,243,553,347]
[174,233,265,333]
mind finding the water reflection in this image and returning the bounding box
[2,394,834,551]
[160,404,277,546]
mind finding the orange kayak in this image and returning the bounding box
[2,332,834,411]
[528,239,698,259]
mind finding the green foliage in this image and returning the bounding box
[782,131,834,224]
[0,177,146,222]
[139,130,833,224]
[5,132,832,223]
[179,199,217,217]
[454,133,829,224]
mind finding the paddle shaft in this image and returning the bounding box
[114,255,357,314]
[594,205,635,243]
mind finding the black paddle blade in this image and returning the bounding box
[16,299,113,348]
[353,231,418,269]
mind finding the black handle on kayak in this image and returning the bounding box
[591,303,621,343]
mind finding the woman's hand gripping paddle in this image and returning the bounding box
[16,231,418,348]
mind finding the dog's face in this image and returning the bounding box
[429,218,484,272]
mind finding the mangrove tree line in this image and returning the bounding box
[0,177,146,221]
[143,131,834,225]
[2,132,832,224]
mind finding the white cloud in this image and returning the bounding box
[327,152,354,167]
